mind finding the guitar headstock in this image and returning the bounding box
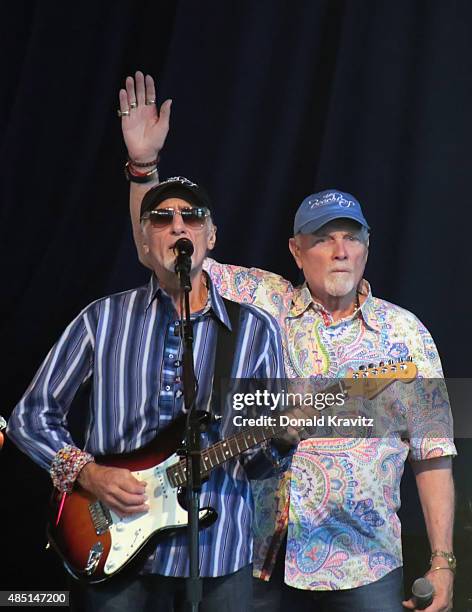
[344,358,417,400]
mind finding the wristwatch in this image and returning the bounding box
[430,550,456,572]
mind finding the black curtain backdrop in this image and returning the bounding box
[1,0,471,607]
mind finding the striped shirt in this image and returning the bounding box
[7,274,285,577]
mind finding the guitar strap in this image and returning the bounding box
[211,298,241,417]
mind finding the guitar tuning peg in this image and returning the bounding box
[406,356,413,362]
[387,359,394,365]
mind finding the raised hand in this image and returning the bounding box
[119,71,172,163]
[78,462,149,517]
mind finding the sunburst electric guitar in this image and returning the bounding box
[47,359,417,583]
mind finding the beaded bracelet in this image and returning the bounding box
[124,162,159,183]
[50,445,95,492]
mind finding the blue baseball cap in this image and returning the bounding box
[293,189,370,235]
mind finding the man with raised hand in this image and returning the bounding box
[121,72,456,612]
[8,166,286,610]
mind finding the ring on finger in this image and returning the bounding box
[129,101,137,109]
[145,98,156,105]
[117,108,130,117]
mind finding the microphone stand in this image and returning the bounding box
[175,248,202,612]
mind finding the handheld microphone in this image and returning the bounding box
[411,577,435,610]
[174,238,194,291]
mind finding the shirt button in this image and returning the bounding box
[168,354,174,359]
[165,385,171,391]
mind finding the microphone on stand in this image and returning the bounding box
[174,238,194,291]
[411,577,435,610]
[172,236,202,611]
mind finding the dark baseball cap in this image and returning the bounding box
[293,189,370,235]
[140,176,212,219]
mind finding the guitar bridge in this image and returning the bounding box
[89,500,112,535]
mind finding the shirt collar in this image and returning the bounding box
[145,274,161,309]
[288,279,381,332]
[145,273,232,330]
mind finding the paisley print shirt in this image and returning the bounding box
[205,258,456,591]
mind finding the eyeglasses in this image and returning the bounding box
[141,207,210,230]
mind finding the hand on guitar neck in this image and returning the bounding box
[273,404,319,449]
[77,463,149,517]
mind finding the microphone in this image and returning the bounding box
[174,238,194,291]
[173,238,194,258]
[411,577,435,610]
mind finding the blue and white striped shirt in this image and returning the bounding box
[8,274,285,577]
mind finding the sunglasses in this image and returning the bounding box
[141,207,210,230]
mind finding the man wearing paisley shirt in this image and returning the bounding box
[122,72,456,612]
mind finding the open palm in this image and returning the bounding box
[119,71,172,162]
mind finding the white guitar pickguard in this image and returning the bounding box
[103,453,206,575]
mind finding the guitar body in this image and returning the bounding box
[47,416,217,583]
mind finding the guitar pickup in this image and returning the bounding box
[89,500,112,535]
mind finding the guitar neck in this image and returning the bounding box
[166,380,343,488]
[167,421,283,488]
[165,359,416,489]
